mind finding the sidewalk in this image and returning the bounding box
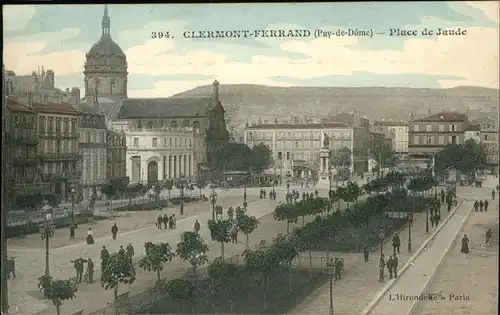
[412,198,498,315]
[287,205,449,315]
[366,200,473,315]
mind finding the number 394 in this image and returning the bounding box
[151,31,171,39]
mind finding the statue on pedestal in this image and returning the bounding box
[323,133,330,149]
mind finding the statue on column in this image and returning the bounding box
[323,133,330,149]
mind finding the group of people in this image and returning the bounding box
[473,200,490,212]
[429,208,441,228]
[327,257,344,280]
[259,189,277,200]
[70,257,94,283]
[156,214,177,230]
[379,253,399,282]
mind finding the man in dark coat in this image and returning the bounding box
[479,200,484,212]
[392,254,399,278]
[387,255,394,279]
[474,201,479,212]
[111,223,118,240]
[379,254,386,283]
[126,244,135,263]
[86,258,94,283]
[392,234,401,254]
[363,242,370,262]
[334,257,343,280]
[484,200,489,212]
[70,223,76,239]
[156,215,162,230]
[100,246,110,280]
[163,214,169,229]
[118,245,126,256]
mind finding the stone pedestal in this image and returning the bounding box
[317,148,331,188]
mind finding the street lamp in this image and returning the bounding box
[210,183,217,220]
[40,201,55,276]
[425,201,429,234]
[326,259,335,315]
[377,227,385,257]
[407,212,413,253]
[69,184,76,222]
[175,175,188,215]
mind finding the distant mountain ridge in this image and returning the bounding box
[174,84,499,129]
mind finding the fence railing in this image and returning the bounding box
[88,251,330,315]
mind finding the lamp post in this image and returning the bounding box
[210,184,217,220]
[175,175,188,215]
[425,201,429,234]
[407,212,413,253]
[326,259,335,315]
[40,202,55,276]
[378,228,385,257]
[70,184,76,222]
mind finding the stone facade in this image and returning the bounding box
[106,129,127,182]
[371,120,409,155]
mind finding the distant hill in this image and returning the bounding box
[174,84,499,129]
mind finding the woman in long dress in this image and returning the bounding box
[86,228,95,245]
[461,234,470,254]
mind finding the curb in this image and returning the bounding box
[360,199,464,315]
[406,200,474,315]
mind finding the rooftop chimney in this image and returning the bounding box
[27,91,33,108]
[71,87,80,106]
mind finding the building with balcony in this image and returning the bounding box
[471,117,499,174]
[243,112,371,180]
[110,119,206,183]
[106,129,128,183]
[70,92,108,200]
[408,111,468,160]
[6,99,51,207]
[33,98,81,200]
[371,120,409,156]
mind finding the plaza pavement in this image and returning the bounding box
[411,186,498,315]
[286,202,448,315]
[7,180,368,315]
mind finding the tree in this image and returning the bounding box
[435,139,487,177]
[274,203,299,234]
[330,147,351,175]
[208,219,232,259]
[345,181,363,206]
[37,276,77,315]
[101,182,119,212]
[208,258,241,312]
[125,183,143,209]
[210,143,252,173]
[243,249,280,309]
[101,251,136,315]
[294,223,318,278]
[236,214,260,249]
[272,238,298,294]
[195,178,207,198]
[176,231,209,277]
[371,138,398,169]
[138,242,175,283]
[249,143,273,174]
[163,179,174,200]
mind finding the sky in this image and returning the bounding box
[3,2,499,98]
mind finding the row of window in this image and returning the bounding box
[42,139,78,154]
[44,161,77,174]
[412,135,459,145]
[133,137,193,148]
[82,167,106,182]
[412,124,458,132]
[135,119,201,130]
[276,151,317,161]
[80,131,106,144]
[247,131,351,141]
[14,148,37,159]
[39,117,77,134]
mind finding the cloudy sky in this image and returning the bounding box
[3,2,499,98]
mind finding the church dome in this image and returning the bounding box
[87,37,126,59]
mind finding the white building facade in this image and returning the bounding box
[372,121,409,156]
[111,121,206,183]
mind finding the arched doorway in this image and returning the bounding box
[147,161,159,184]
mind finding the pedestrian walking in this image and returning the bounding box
[461,234,470,254]
[118,245,125,256]
[363,242,370,262]
[440,189,445,204]
[163,214,169,230]
[392,234,401,254]
[485,229,492,246]
[194,220,200,233]
[378,254,386,283]
[474,201,479,212]
[430,212,436,228]
[126,244,134,263]
[230,226,238,244]
[392,254,398,278]
[484,200,489,212]
[479,200,484,212]
[85,258,94,283]
[100,245,110,280]
[156,215,162,230]
[492,189,496,200]
[111,223,118,240]
[387,255,394,279]
[70,223,76,239]
[168,215,174,229]
[70,258,86,283]
[334,257,343,280]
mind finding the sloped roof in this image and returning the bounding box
[413,112,468,122]
[32,102,80,115]
[373,120,408,126]
[6,99,34,113]
[115,97,213,119]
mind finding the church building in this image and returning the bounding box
[84,5,229,182]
